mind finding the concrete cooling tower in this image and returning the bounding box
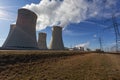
[49,26,64,50]
[2,8,38,49]
[38,32,47,50]
[2,24,16,48]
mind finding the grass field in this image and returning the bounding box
[0,50,120,80]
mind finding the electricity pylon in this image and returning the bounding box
[112,14,120,52]
[99,37,103,52]
[103,14,120,52]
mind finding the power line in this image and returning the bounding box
[103,14,120,52]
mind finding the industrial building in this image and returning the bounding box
[2,24,16,48]
[2,8,38,49]
[2,8,66,50]
[49,26,64,50]
[38,32,47,50]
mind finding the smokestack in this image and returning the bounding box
[2,24,16,48]
[49,26,64,50]
[38,32,47,50]
[2,8,38,49]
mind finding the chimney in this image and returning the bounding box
[38,32,47,50]
[49,26,64,50]
[2,8,38,49]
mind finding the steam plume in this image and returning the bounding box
[75,41,90,48]
[23,0,117,30]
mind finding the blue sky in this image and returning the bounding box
[0,0,120,51]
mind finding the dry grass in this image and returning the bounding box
[0,50,87,66]
[0,51,120,80]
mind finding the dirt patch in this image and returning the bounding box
[0,52,120,80]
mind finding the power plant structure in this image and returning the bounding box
[38,32,47,50]
[2,24,16,48]
[2,8,38,49]
[1,8,65,50]
[49,26,64,50]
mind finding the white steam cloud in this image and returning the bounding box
[23,0,117,30]
[75,41,90,48]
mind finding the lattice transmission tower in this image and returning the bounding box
[112,14,120,52]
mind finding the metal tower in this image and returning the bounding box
[112,14,120,52]
[103,14,120,52]
[99,37,103,52]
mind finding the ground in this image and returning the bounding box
[0,51,120,80]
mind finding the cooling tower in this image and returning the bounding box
[49,26,64,50]
[2,24,16,48]
[38,32,47,50]
[2,8,38,49]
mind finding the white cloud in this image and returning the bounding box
[75,41,90,48]
[111,42,116,45]
[0,38,5,41]
[23,0,118,30]
[0,6,16,21]
[63,29,90,36]
[93,34,97,38]
[82,20,108,28]
[0,10,9,19]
